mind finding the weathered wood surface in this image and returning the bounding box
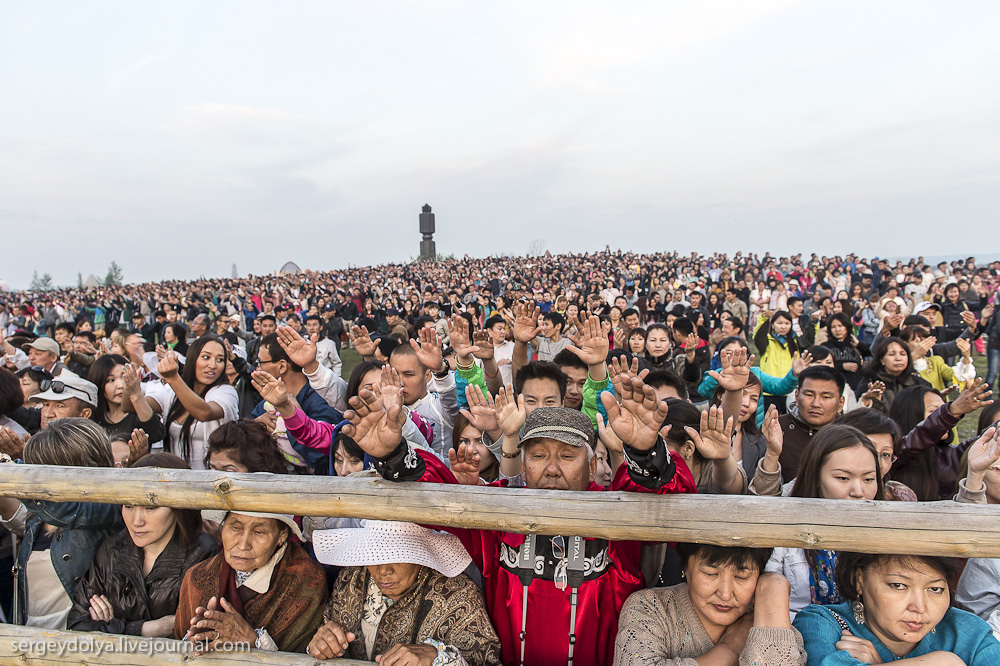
[0,624,366,665]
[1,465,1000,556]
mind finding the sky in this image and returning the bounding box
[2,1,999,289]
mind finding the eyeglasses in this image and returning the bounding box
[254,358,271,368]
[879,452,898,464]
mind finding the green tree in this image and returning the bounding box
[104,261,124,286]
[29,271,54,291]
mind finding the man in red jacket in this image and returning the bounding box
[343,373,696,666]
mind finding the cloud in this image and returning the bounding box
[106,42,178,92]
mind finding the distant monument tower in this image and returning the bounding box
[419,204,436,260]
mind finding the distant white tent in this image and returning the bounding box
[83,274,100,289]
[279,261,301,275]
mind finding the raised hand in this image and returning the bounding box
[912,336,936,359]
[601,374,668,451]
[342,389,407,458]
[121,363,144,397]
[966,426,1000,477]
[512,301,542,343]
[961,310,978,329]
[276,326,318,370]
[410,327,444,373]
[127,428,149,463]
[956,337,972,361]
[597,414,624,455]
[491,385,526,437]
[448,314,479,361]
[565,315,610,367]
[460,385,499,434]
[791,350,813,376]
[948,378,993,417]
[708,347,753,392]
[157,351,180,380]
[684,333,699,360]
[373,364,404,411]
[685,405,735,461]
[251,370,290,408]
[447,442,483,486]
[762,405,783,460]
[861,380,886,405]
[350,325,379,358]
[471,330,495,360]
[0,428,26,461]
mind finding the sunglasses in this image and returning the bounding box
[49,381,93,402]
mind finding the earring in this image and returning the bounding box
[852,600,866,626]
[681,571,686,579]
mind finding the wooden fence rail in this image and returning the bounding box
[1,465,999,556]
[0,624,365,665]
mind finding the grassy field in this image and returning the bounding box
[338,343,990,440]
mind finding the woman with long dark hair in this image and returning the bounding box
[855,337,929,414]
[87,354,164,444]
[824,313,867,391]
[137,335,238,469]
[762,423,883,616]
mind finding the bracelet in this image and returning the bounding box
[484,366,499,378]
[501,449,519,459]
[456,360,476,371]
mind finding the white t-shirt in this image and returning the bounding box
[493,341,515,387]
[148,382,239,469]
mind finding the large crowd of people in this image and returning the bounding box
[0,248,999,665]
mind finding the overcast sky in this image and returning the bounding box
[2,1,998,288]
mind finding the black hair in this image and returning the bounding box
[622,308,639,320]
[977,402,1000,436]
[15,365,53,394]
[787,296,803,308]
[541,311,565,332]
[163,335,229,461]
[514,361,568,399]
[790,424,883,500]
[257,314,276,324]
[331,432,365,464]
[484,315,506,330]
[87,353,130,422]
[259,333,302,373]
[797,365,846,395]
[826,313,853,341]
[644,370,688,401]
[806,345,832,362]
[552,348,587,373]
[863,336,916,386]
[676,543,773,576]
[55,322,75,337]
[836,408,902,457]
[0,368,24,414]
[672,317,694,337]
[889,384,946,501]
[74,330,97,343]
[377,336,400,359]
[836,552,956,603]
[346,360,385,399]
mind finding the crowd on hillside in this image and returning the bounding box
[0,248,999,665]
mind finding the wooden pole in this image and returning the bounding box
[1,465,999,556]
[0,624,367,665]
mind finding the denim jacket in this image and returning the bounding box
[12,499,123,625]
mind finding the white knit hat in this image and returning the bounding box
[312,521,471,578]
